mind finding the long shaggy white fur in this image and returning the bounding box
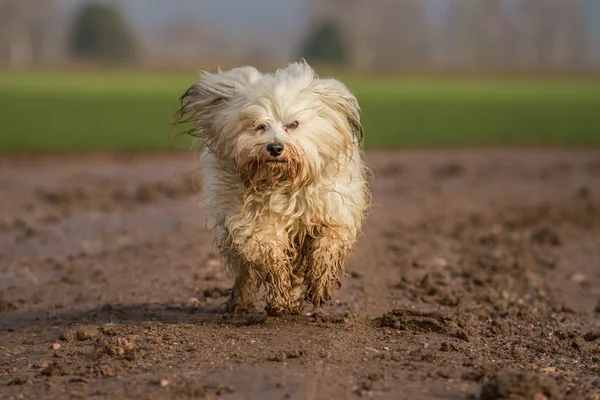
[175,61,370,316]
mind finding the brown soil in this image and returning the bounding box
[1,149,599,400]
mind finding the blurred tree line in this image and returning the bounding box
[303,0,596,71]
[69,2,138,63]
[0,0,138,67]
[0,0,597,71]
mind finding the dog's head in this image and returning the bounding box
[175,61,362,190]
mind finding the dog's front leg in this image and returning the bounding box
[226,261,258,313]
[218,226,258,313]
[304,228,354,308]
[238,232,294,316]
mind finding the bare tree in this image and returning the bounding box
[374,0,431,69]
[518,0,591,70]
[443,0,515,69]
[0,0,33,68]
[519,0,560,69]
[31,0,64,65]
[306,0,430,70]
[476,0,516,67]
[0,0,64,68]
[553,0,590,68]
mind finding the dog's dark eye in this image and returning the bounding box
[255,124,266,131]
[285,121,299,129]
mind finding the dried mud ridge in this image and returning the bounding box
[1,150,600,399]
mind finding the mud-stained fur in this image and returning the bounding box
[174,61,370,316]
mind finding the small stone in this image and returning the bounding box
[51,343,61,350]
[186,297,201,307]
[160,379,169,387]
[432,257,448,268]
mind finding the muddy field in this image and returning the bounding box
[1,149,599,400]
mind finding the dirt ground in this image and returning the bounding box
[1,149,599,400]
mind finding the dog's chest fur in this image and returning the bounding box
[202,149,366,241]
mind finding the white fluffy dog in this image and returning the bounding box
[175,61,369,316]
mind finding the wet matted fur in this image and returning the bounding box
[174,61,370,316]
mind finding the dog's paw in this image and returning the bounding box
[265,303,288,317]
[287,300,304,315]
[264,297,304,316]
[226,298,256,314]
[305,293,330,309]
[304,283,333,308]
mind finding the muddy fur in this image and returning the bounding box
[174,61,370,315]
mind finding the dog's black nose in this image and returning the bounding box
[266,143,285,157]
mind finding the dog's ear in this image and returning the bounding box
[174,67,260,139]
[310,78,364,147]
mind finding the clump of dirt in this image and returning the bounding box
[583,331,600,342]
[132,178,200,204]
[35,187,89,208]
[177,381,235,398]
[96,337,136,360]
[379,309,469,341]
[34,173,200,215]
[376,162,405,177]
[41,362,70,377]
[440,342,459,352]
[480,371,563,400]
[0,300,17,311]
[530,227,561,246]
[60,325,101,342]
[87,363,116,378]
[313,311,357,325]
[431,162,465,178]
[7,376,28,385]
[587,159,600,176]
[267,349,306,362]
